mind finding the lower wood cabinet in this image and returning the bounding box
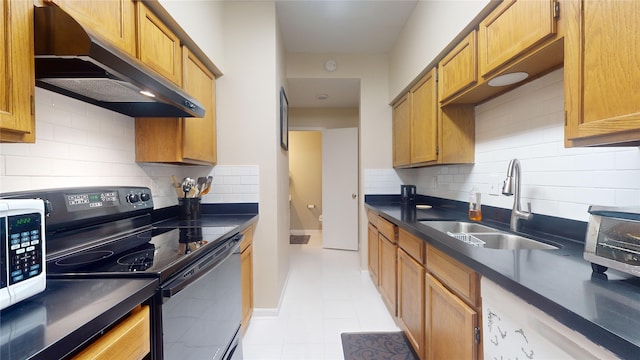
[241,226,254,334]
[73,305,150,360]
[367,222,380,286]
[425,273,479,360]
[378,232,397,316]
[398,248,425,359]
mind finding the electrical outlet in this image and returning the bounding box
[488,175,501,196]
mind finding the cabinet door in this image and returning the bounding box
[182,48,217,163]
[438,31,477,102]
[368,222,380,286]
[398,249,425,359]
[478,0,557,77]
[392,94,411,168]
[565,0,640,146]
[425,273,478,360]
[137,2,182,86]
[241,244,253,334]
[410,68,438,165]
[378,234,397,316]
[0,0,35,143]
[47,0,136,57]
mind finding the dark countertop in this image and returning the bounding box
[0,278,158,360]
[366,199,640,359]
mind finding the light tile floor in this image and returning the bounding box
[242,232,399,360]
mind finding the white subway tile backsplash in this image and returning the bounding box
[0,88,260,209]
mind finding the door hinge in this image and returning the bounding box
[564,111,568,127]
[435,71,439,82]
[435,145,439,155]
[553,0,560,19]
[474,326,481,344]
[30,95,35,116]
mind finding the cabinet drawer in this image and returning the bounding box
[398,228,425,264]
[367,210,379,228]
[438,31,477,102]
[426,245,479,307]
[241,226,254,253]
[478,0,558,77]
[73,305,150,360]
[377,217,397,244]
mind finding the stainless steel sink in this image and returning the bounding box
[419,221,558,250]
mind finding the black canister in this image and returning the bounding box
[401,185,416,204]
[178,197,201,220]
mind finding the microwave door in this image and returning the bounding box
[1,203,10,310]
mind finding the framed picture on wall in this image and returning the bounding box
[280,87,288,151]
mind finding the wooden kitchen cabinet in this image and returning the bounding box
[393,70,475,168]
[135,47,217,165]
[410,69,438,165]
[43,0,136,57]
[241,226,254,334]
[425,244,481,360]
[477,0,559,77]
[137,1,182,86]
[1,0,35,143]
[392,94,411,168]
[564,0,640,147]
[73,305,150,360]
[438,31,477,103]
[377,217,398,316]
[397,229,426,359]
[367,222,380,286]
[425,273,478,360]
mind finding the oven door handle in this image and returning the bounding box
[161,234,243,299]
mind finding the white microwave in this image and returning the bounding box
[0,199,46,311]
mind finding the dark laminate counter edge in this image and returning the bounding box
[365,201,640,359]
[0,278,158,360]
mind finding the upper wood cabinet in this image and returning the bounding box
[564,0,640,147]
[45,0,136,57]
[392,94,411,168]
[1,0,35,143]
[410,68,438,165]
[438,31,477,103]
[137,1,182,86]
[393,68,475,169]
[135,47,216,165]
[478,0,558,77]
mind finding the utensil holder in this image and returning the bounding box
[179,198,201,220]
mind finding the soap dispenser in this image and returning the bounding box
[468,188,482,221]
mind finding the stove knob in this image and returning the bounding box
[126,193,140,203]
[140,193,151,202]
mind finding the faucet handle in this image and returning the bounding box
[526,202,534,218]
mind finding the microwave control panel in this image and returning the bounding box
[8,213,43,285]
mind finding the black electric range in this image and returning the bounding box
[2,186,244,360]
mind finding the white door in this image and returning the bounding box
[322,128,358,250]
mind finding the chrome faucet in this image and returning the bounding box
[502,159,533,232]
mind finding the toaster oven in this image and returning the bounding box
[0,199,46,310]
[584,205,640,276]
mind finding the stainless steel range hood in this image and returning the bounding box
[33,6,205,118]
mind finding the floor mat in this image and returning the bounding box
[341,331,418,360]
[289,234,310,244]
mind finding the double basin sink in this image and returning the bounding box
[420,221,559,250]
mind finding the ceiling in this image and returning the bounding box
[276,0,418,108]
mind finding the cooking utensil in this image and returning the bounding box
[181,177,194,199]
[200,176,213,196]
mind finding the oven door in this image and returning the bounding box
[159,234,243,360]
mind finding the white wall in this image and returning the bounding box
[365,69,640,222]
[217,1,288,310]
[388,0,490,100]
[289,108,359,129]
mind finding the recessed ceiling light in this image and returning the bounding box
[139,90,156,98]
[316,93,329,100]
[324,59,337,72]
[488,72,529,87]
